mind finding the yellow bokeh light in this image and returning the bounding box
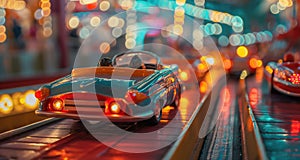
[174,17,185,25]
[176,0,186,6]
[173,24,183,35]
[68,16,80,29]
[12,92,24,112]
[117,18,125,28]
[265,66,273,74]
[197,63,207,71]
[99,0,110,12]
[99,42,110,54]
[236,46,248,58]
[175,7,185,17]
[0,94,13,114]
[14,1,26,10]
[279,0,293,8]
[179,71,189,81]
[257,60,263,67]
[200,81,208,93]
[80,0,97,5]
[0,33,7,43]
[108,16,119,28]
[240,70,248,79]
[41,1,51,8]
[125,38,136,49]
[120,0,133,10]
[24,90,38,109]
[42,8,51,17]
[90,16,101,27]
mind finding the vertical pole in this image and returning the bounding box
[51,0,68,68]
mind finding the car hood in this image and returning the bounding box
[46,75,135,98]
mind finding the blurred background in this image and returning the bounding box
[0,0,299,81]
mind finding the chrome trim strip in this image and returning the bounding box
[64,106,103,112]
[64,99,105,106]
[35,110,152,122]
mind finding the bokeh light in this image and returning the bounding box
[218,35,229,47]
[79,27,90,39]
[0,94,13,114]
[90,16,101,27]
[99,42,111,54]
[0,33,7,43]
[179,71,189,81]
[24,90,39,109]
[125,38,136,49]
[99,0,110,12]
[108,16,119,28]
[236,46,248,58]
[112,27,123,38]
[223,59,232,70]
[68,16,80,29]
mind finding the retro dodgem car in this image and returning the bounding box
[265,61,300,96]
[35,51,181,125]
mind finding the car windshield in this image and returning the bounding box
[114,52,158,68]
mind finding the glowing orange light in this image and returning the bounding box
[0,25,6,33]
[200,81,208,93]
[288,73,300,84]
[99,42,110,54]
[0,33,7,43]
[223,59,232,70]
[42,8,51,17]
[110,102,121,114]
[236,46,248,58]
[249,58,258,69]
[52,99,63,111]
[197,63,207,71]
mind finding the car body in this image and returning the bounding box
[265,61,300,96]
[35,51,181,125]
